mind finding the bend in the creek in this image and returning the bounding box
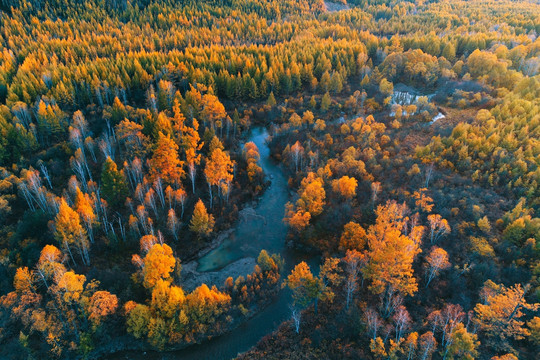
[197,126,289,273]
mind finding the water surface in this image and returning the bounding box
[114,127,317,360]
[197,127,290,272]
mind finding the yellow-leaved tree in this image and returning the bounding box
[142,243,176,289]
[189,199,215,238]
[55,198,90,266]
[363,201,423,317]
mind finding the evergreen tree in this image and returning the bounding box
[101,157,128,209]
[320,92,331,112]
[267,91,276,107]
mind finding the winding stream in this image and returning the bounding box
[197,127,291,272]
[115,127,316,360]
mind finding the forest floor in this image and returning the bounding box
[396,106,477,154]
[181,257,257,292]
[323,1,350,13]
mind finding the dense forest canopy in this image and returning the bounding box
[0,0,539,359]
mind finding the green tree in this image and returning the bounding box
[379,78,394,97]
[320,92,331,112]
[101,157,128,209]
[445,323,479,360]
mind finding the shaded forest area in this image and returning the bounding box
[0,0,539,359]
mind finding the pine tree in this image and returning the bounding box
[267,91,276,107]
[101,157,128,209]
[320,92,331,112]
[189,199,215,238]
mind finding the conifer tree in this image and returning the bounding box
[189,199,215,238]
[101,157,128,209]
[320,92,331,112]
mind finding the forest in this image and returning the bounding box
[0,0,539,359]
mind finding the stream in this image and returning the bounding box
[115,127,317,360]
[198,127,292,272]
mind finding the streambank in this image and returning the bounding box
[107,126,315,360]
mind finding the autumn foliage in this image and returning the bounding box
[1,0,540,358]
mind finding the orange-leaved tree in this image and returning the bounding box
[424,246,450,288]
[148,132,185,185]
[297,172,326,216]
[243,141,262,183]
[141,243,176,289]
[339,221,368,252]
[332,175,358,200]
[474,281,539,352]
[204,143,234,207]
[363,201,423,317]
